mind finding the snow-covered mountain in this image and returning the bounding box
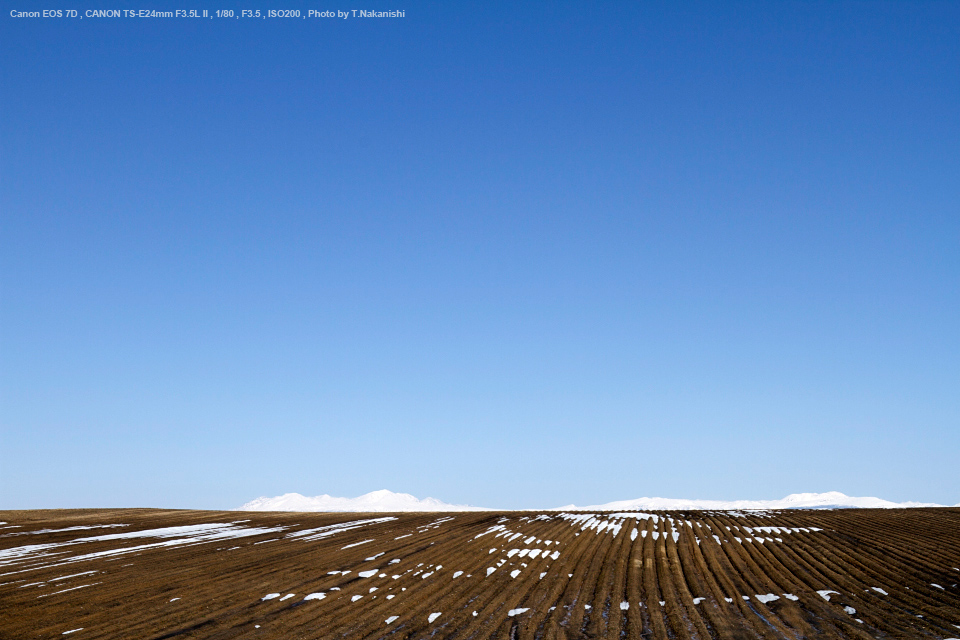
[238,489,489,512]
[556,491,945,511]
[239,490,948,512]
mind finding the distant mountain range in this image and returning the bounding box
[239,489,954,512]
[239,489,489,512]
[555,491,947,511]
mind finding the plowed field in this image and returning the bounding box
[2,508,959,639]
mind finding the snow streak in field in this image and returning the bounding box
[287,518,395,543]
[0,523,288,571]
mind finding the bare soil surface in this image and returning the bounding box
[1,508,959,639]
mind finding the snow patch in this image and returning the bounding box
[341,540,373,549]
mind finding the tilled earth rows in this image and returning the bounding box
[1,508,959,639]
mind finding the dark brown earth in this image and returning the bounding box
[1,508,959,639]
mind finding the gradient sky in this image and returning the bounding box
[2,1,958,510]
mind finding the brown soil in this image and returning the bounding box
[1,508,958,639]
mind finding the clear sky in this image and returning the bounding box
[2,1,958,510]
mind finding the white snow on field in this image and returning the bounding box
[303,593,325,601]
[69,524,275,544]
[620,601,629,610]
[240,490,488,512]
[609,512,658,521]
[358,569,378,578]
[50,571,97,582]
[428,612,441,623]
[2,523,285,567]
[262,593,280,600]
[554,491,944,511]
[817,590,839,601]
[508,608,530,616]
[1,524,288,571]
[341,540,374,549]
[784,593,799,601]
[9,525,128,536]
[62,629,83,635]
[351,595,363,602]
[475,525,507,539]
[755,594,779,604]
[279,594,295,601]
[385,616,399,624]
[872,587,888,595]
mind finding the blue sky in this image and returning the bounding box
[2,1,958,510]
